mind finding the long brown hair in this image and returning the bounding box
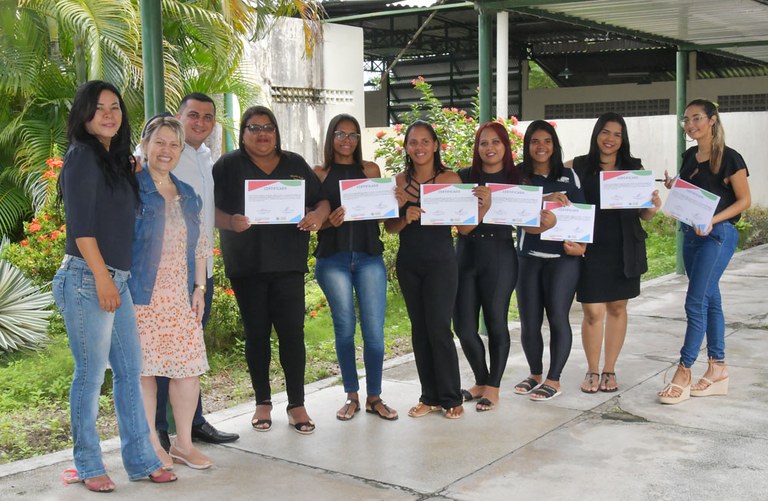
[321,114,363,170]
[687,99,725,174]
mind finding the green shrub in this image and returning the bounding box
[739,206,768,249]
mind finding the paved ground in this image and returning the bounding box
[2,245,767,500]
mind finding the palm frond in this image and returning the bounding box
[0,258,52,353]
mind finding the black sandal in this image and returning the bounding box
[529,384,562,401]
[600,372,618,393]
[252,400,272,432]
[581,372,600,394]
[336,398,360,421]
[513,377,541,395]
[286,404,315,435]
[365,398,398,421]
[475,397,496,412]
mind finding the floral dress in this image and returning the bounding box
[136,197,210,378]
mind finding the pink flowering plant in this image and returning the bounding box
[374,77,524,175]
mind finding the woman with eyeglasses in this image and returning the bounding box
[567,113,661,394]
[313,114,398,422]
[658,99,750,404]
[213,106,330,433]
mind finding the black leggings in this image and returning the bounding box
[230,272,306,406]
[516,254,580,381]
[396,254,463,409]
[454,237,517,387]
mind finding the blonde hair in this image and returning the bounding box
[140,116,185,163]
[686,99,725,174]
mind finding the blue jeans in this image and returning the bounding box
[315,252,387,395]
[680,222,738,367]
[53,256,161,481]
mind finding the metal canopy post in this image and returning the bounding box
[140,0,165,119]
[478,5,494,123]
[675,48,687,275]
[496,10,509,119]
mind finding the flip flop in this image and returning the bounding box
[408,402,441,418]
[600,372,619,392]
[530,383,562,401]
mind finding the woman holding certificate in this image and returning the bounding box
[213,106,330,433]
[569,113,661,394]
[313,114,397,421]
[513,120,585,401]
[384,120,489,419]
[454,122,554,411]
[658,99,750,404]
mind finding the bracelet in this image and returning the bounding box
[194,283,206,293]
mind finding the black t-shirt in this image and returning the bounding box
[213,149,323,277]
[60,142,137,271]
[680,146,748,223]
[516,166,585,258]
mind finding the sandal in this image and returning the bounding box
[530,384,561,401]
[460,388,483,402]
[336,398,360,421]
[600,372,618,393]
[84,474,116,493]
[475,397,495,412]
[365,398,398,421]
[148,469,177,484]
[513,377,541,395]
[658,364,691,405]
[581,372,600,394]
[407,402,441,418]
[691,358,729,397]
[286,404,316,435]
[252,400,273,432]
[445,406,464,419]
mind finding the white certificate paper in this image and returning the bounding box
[662,178,720,231]
[339,178,398,221]
[244,180,305,224]
[420,184,478,225]
[600,170,656,209]
[540,201,595,243]
[484,183,543,226]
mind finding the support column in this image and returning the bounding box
[140,0,165,119]
[495,11,508,119]
[675,49,688,275]
[224,93,236,152]
[478,9,493,123]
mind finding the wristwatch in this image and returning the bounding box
[194,283,206,293]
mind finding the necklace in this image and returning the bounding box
[151,176,171,186]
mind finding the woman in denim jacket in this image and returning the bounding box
[129,117,212,469]
[53,81,175,493]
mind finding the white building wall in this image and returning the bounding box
[242,19,365,166]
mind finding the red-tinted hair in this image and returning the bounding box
[469,121,520,184]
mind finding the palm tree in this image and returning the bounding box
[0,0,324,238]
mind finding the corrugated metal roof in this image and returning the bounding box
[523,0,768,64]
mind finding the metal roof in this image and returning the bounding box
[490,0,768,64]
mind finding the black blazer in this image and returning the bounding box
[573,155,648,278]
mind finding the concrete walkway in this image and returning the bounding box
[3,246,768,500]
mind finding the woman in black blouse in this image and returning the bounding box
[513,120,585,402]
[658,99,750,404]
[213,106,330,432]
[313,114,397,421]
[569,113,661,394]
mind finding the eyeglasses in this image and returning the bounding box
[679,114,708,128]
[245,123,276,134]
[333,131,361,142]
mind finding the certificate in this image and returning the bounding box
[540,202,595,243]
[420,184,478,225]
[662,178,720,231]
[600,170,656,209]
[339,178,398,221]
[244,180,305,224]
[484,183,543,226]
